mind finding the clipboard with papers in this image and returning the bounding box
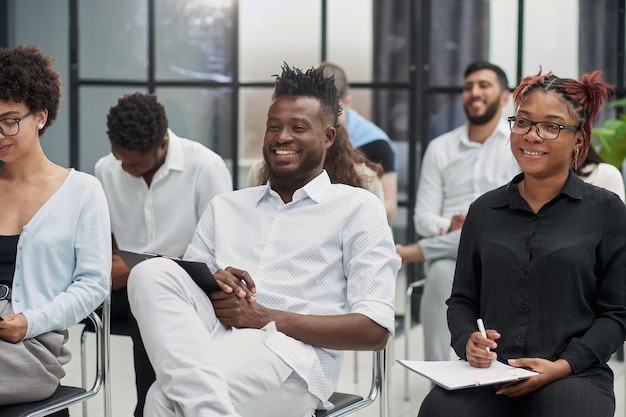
[397,359,539,390]
[116,249,220,296]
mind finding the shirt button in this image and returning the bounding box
[524,240,530,245]
[516,334,524,341]
[520,303,527,310]
[521,269,527,275]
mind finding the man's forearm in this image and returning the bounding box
[268,309,389,351]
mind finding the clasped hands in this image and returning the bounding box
[466,327,572,397]
[211,266,269,329]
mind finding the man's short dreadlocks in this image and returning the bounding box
[272,63,341,126]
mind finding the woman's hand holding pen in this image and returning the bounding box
[466,327,500,368]
[494,358,573,397]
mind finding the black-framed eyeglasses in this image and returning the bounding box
[0,283,10,300]
[0,111,33,137]
[507,116,578,140]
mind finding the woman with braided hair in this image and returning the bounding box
[417,70,626,417]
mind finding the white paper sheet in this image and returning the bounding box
[397,359,539,390]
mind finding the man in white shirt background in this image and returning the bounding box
[396,62,520,361]
[95,92,232,416]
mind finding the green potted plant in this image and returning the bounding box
[592,98,626,169]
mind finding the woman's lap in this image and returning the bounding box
[417,374,614,417]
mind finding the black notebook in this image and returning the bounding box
[116,250,220,295]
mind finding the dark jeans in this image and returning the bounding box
[110,288,156,417]
[417,374,614,417]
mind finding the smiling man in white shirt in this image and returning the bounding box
[127,64,400,417]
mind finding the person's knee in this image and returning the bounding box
[424,261,455,296]
[128,258,177,299]
[143,382,172,416]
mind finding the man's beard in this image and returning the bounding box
[464,99,500,126]
[263,145,325,189]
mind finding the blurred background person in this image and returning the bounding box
[399,62,519,362]
[320,61,399,222]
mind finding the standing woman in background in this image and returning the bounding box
[418,70,626,417]
[0,45,110,408]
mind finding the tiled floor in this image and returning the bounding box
[63,267,626,416]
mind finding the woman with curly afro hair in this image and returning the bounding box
[0,45,110,409]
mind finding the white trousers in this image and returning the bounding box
[127,257,319,417]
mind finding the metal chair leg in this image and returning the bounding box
[80,326,89,417]
[404,279,426,401]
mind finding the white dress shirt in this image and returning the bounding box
[95,129,232,257]
[414,119,520,237]
[184,170,400,404]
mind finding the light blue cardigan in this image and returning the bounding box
[11,169,111,339]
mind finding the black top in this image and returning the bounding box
[0,234,19,285]
[448,171,626,381]
[358,139,395,173]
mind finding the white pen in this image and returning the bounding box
[477,318,490,353]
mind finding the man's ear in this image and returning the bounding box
[324,126,336,149]
[499,89,511,108]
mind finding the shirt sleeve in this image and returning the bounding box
[195,155,233,220]
[559,194,626,373]
[414,143,452,237]
[343,193,400,334]
[593,163,625,202]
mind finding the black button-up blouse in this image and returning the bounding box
[448,171,626,381]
